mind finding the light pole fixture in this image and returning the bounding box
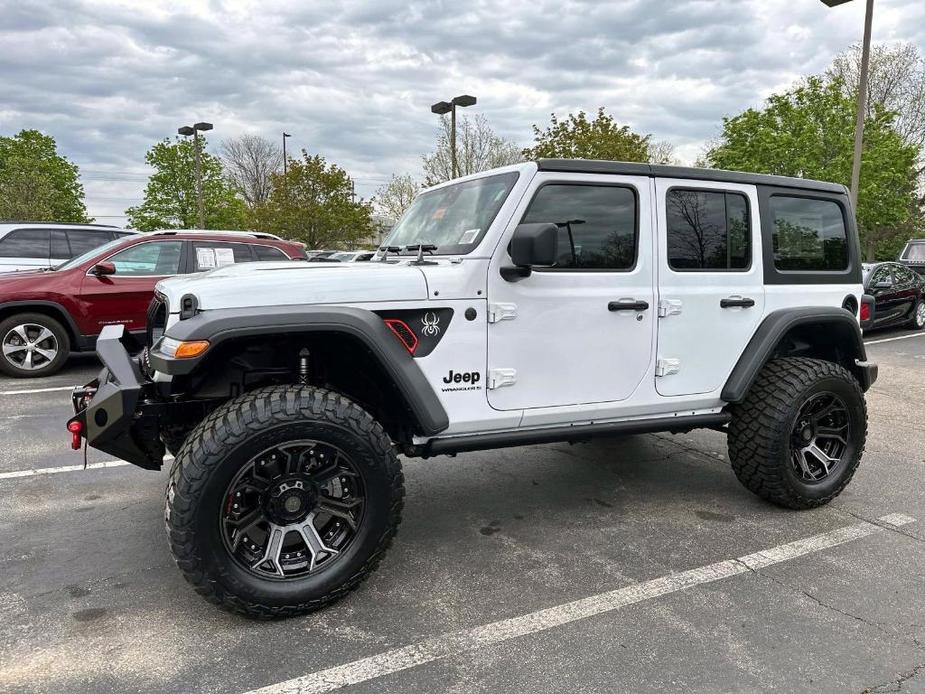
[282,132,291,175]
[430,94,477,179]
[177,121,213,228]
[820,0,874,212]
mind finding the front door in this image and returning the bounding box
[78,240,185,335]
[654,179,765,396]
[486,173,655,411]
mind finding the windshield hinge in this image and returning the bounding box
[487,303,517,324]
[657,299,683,318]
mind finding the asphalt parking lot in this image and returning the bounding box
[0,331,923,694]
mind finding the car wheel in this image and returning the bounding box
[909,299,925,331]
[727,357,867,510]
[165,385,404,618]
[0,313,71,378]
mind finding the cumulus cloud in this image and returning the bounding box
[0,0,922,224]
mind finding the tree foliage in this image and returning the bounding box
[0,129,88,222]
[374,173,420,222]
[422,114,522,185]
[523,108,655,162]
[220,134,282,210]
[252,151,374,249]
[706,76,921,260]
[126,137,247,231]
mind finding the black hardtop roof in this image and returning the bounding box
[536,159,847,194]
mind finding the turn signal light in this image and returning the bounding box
[174,340,210,358]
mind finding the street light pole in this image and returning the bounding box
[178,121,213,229]
[431,95,477,180]
[821,0,874,212]
[283,132,291,176]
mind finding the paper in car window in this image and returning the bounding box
[196,247,216,269]
[215,248,236,267]
[432,208,447,221]
[458,228,480,244]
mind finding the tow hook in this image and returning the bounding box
[67,419,84,450]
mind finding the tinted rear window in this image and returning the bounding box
[770,196,848,271]
[0,229,50,258]
[903,242,925,262]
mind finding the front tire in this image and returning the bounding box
[728,358,867,510]
[908,299,925,331]
[0,313,70,377]
[165,385,404,618]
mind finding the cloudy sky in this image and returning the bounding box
[2,0,924,226]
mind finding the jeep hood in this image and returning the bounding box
[156,262,429,311]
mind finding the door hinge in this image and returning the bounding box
[657,299,683,318]
[487,303,517,323]
[488,368,517,389]
[655,358,681,377]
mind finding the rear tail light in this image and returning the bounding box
[859,302,870,321]
[383,319,418,354]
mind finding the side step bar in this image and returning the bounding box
[419,412,731,458]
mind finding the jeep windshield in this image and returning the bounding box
[383,171,519,255]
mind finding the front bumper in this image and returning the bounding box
[67,325,165,470]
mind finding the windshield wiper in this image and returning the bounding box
[405,244,438,265]
[378,245,402,262]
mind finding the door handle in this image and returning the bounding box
[720,297,755,309]
[608,299,649,312]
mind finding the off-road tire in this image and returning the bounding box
[0,312,70,378]
[728,357,866,510]
[161,425,192,458]
[165,385,404,619]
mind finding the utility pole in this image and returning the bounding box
[430,95,477,180]
[283,132,291,176]
[820,0,875,212]
[178,121,213,228]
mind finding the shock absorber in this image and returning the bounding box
[298,348,310,385]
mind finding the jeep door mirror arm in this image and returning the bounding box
[501,223,559,283]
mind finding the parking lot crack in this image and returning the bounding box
[838,509,925,546]
[862,661,925,693]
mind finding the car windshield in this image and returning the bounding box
[383,171,519,254]
[54,236,139,271]
[902,242,925,261]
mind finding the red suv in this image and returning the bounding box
[0,230,305,377]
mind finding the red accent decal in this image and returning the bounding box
[383,319,419,355]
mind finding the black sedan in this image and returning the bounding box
[863,261,925,331]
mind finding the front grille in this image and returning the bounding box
[146,294,168,348]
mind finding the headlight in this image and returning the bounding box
[157,336,210,359]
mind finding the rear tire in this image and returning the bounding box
[728,358,866,510]
[0,313,70,378]
[908,299,925,331]
[165,385,404,618]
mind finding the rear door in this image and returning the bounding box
[0,228,51,272]
[654,179,765,396]
[79,240,184,334]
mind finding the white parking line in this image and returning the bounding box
[0,455,173,480]
[0,385,76,396]
[864,332,925,345]
[244,513,915,694]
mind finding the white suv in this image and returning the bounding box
[0,222,133,273]
[70,159,877,617]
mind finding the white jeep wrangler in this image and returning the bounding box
[69,159,878,618]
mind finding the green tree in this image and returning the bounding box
[126,137,247,231]
[706,76,921,260]
[523,108,665,162]
[252,151,374,249]
[0,129,88,221]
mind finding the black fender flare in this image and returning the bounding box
[148,305,450,436]
[722,307,875,403]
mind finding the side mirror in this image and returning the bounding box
[502,223,558,281]
[90,261,116,276]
